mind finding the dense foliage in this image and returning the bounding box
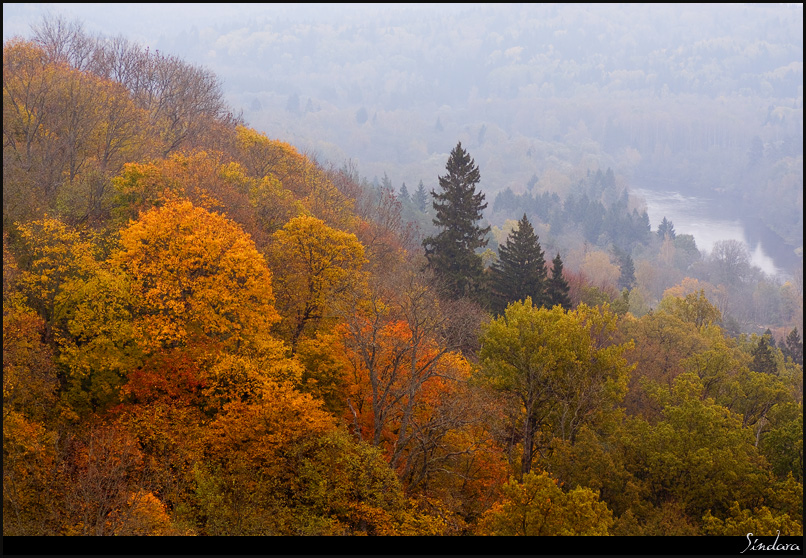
[3,23,802,539]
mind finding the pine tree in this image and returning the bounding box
[617,253,636,290]
[783,327,803,366]
[751,336,777,375]
[490,214,548,314]
[657,216,676,240]
[547,253,571,310]
[399,182,410,202]
[413,180,428,213]
[381,172,393,191]
[423,142,490,301]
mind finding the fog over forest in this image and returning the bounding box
[3,5,805,542]
[4,2,803,329]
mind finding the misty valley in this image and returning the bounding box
[634,187,799,278]
[2,4,802,544]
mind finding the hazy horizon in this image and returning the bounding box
[4,3,803,271]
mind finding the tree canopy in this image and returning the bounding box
[2,23,802,541]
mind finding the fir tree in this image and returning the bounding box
[751,336,777,375]
[547,253,571,310]
[399,182,410,202]
[617,252,636,290]
[381,172,393,191]
[490,214,548,314]
[657,216,676,240]
[413,180,428,213]
[783,327,803,366]
[423,142,490,301]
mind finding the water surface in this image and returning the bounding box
[633,188,800,279]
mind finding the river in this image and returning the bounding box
[632,188,802,280]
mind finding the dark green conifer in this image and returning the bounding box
[413,180,428,213]
[423,142,489,301]
[783,327,803,366]
[399,182,410,202]
[381,172,393,191]
[547,252,572,310]
[617,253,636,290]
[657,216,676,240]
[751,336,777,375]
[490,214,547,314]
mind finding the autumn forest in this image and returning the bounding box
[2,16,803,540]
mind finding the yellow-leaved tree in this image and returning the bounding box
[478,470,614,535]
[268,214,367,350]
[10,217,100,342]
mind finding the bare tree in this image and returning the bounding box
[31,15,97,71]
[709,239,751,286]
[30,15,237,157]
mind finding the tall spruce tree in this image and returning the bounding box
[413,180,428,213]
[490,214,548,314]
[547,252,572,310]
[423,142,490,300]
[657,216,676,240]
[751,336,777,375]
[617,253,636,290]
[783,327,803,366]
[399,182,410,202]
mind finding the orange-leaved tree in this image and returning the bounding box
[336,263,491,501]
[54,199,287,415]
[110,199,279,354]
[110,151,252,226]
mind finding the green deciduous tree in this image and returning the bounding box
[759,402,803,482]
[623,373,773,522]
[477,470,614,535]
[476,299,633,479]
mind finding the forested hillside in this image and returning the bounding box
[3,20,803,541]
